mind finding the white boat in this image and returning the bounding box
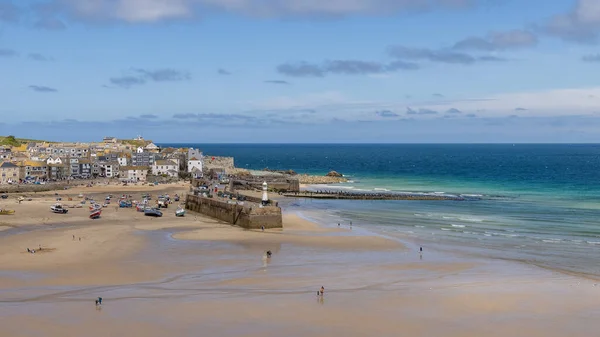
[175,207,185,217]
[51,204,68,214]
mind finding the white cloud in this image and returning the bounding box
[56,0,480,22]
[60,0,191,22]
[544,0,600,42]
[249,87,600,121]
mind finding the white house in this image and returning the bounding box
[188,155,203,178]
[117,156,128,166]
[120,166,148,182]
[99,162,119,178]
[152,160,178,177]
[46,156,63,165]
[136,146,144,153]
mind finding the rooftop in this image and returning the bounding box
[0,161,18,168]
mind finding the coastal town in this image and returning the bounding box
[0,135,208,185]
[0,135,349,190]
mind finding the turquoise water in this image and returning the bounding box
[161,144,600,277]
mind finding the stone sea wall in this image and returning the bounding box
[185,194,282,229]
[232,176,300,192]
[297,174,348,184]
[203,156,235,171]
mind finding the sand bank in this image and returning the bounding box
[173,213,403,251]
[1,183,599,337]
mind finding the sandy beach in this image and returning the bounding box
[1,183,599,337]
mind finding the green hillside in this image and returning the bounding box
[0,135,53,147]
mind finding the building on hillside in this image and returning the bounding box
[117,153,129,166]
[23,160,48,180]
[79,158,92,177]
[0,146,11,160]
[46,156,63,165]
[120,166,148,182]
[188,148,202,160]
[0,161,20,184]
[69,158,80,176]
[152,160,178,177]
[95,161,119,178]
[98,153,120,162]
[48,164,69,180]
[132,152,155,167]
[145,142,160,153]
[103,137,117,143]
[188,154,203,179]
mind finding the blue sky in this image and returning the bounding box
[2,0,600,142]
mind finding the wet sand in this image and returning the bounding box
[1,183,599,336]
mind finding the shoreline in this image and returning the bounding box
[1,183,600,336]
[286,201,600,283]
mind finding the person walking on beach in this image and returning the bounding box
[318,286,324,296]
[420,247,423,254]
[261,226,265,232]
[98,297,102,305]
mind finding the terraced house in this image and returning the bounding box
[120,166,148,182]
[22,160,48,180]
[151,160,178,177]
[0,161,20,184]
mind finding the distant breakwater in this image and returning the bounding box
[282,191,473,201]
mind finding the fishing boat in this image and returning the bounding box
[144,208,163,217]
[157,197,168,208]
[50,204,68,214]
[89,203,101,211]
[89,209,102,219]
[174,194,180,202]
[0,209,15,215]
[175,206,185,217]
[119,200,132,208]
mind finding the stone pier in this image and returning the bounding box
[185,195,282,229]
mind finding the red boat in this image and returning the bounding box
[89,209,102,219]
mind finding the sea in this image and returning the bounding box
[160,143,600,278]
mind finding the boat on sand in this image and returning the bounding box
[50,204,68,214]
[89,209,102,219]
[144,208,163,217]
[0,209,15,215]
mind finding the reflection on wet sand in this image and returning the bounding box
[0,184,599,336]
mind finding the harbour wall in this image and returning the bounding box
[185,194,282,229]
[203,156,235,171]
[231,176,300,192]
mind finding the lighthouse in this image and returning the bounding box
[261,181,269,206]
